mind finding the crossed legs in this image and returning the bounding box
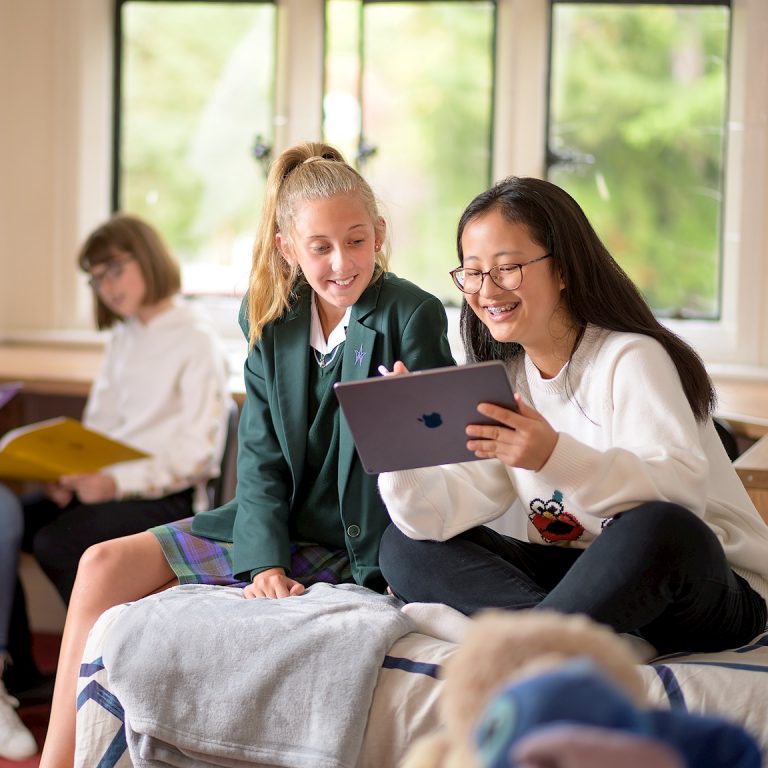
[380,502,767,655]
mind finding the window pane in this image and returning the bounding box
[325,0,496,303]
[548,3,729,318]
[118,1,276,295]
[323,0,362,165]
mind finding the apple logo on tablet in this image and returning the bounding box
[418,412,443,428]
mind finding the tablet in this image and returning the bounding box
[333,360,516,474]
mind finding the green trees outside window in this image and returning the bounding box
[548,3,730,319]
[325,0,495,302]
[115,1,730,317]
[117,1,276,294]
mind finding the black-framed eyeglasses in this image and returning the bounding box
[449,253,553,294]
[87,256,134,292]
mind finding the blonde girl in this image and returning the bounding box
[39,143,454,767]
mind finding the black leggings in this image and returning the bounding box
[379,502,767,655]
[22,488,194,603]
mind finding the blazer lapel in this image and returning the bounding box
[274,291,310,484]
[337,282,381,500]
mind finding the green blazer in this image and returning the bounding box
[192,273,455,589]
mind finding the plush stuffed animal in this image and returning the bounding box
[401,609,761,768]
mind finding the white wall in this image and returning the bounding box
[0,0,113,336]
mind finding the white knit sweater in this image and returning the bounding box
[83,297,230,511]
[379,326,768,604]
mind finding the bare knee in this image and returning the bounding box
[71,532,173,617]
[77,538,126,584]
[70,537,145,621]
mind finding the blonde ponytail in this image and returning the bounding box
[246,142,389,347]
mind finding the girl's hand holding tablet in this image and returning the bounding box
[466,396,558,471]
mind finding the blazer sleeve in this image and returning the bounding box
[396,294,455,371]
[230,333,294,580]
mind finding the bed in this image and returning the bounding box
[74,593,768,768]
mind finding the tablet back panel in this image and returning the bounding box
[334,361,515,474]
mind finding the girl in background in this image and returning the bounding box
[39,142,454,767]
[379,176,768,657]
[6,214,230,700]
[22,214,231,603]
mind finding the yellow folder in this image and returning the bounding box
[0,417,149,481]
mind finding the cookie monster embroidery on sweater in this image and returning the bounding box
[529,490,585,543]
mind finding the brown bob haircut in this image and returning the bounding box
[78,213,181,329]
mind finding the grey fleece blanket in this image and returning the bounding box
[101,583,414,768]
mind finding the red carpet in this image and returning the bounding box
[0,633,60,768]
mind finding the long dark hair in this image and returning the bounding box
[456,177,714,421]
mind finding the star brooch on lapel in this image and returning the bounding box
[354,344,366,366]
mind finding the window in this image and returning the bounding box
[324,0,496,303]
[547,1,731,320]
[117,0,493,303]
[116,1,731,314]
[115,0,277,296]
[102,0,767,366]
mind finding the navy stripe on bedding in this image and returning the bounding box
[666,661,768,673]
[652,665,688,710]
[653,633,768,661]
[382,655,441,679]
[77,680,125,721]
[80,656,106,678]
[97,728,128,768]
[735,634,768,653]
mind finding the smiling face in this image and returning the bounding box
[277,192,381,337]
[460,208,574,375]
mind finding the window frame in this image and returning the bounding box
[356,0,498,188]
[15,0,765,372]
[544,0,732,322]
[499,0,767,370]
[111,0,278,227]
[343,0,499,303]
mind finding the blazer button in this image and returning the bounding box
[346,524,361,538]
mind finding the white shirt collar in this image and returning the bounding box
[310,294,351,354]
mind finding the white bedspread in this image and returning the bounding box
[75,602,768,768]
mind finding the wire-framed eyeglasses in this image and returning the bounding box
[449,253,553,294]
[87,256,134,292]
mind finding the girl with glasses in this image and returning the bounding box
[378,176,768,658]
[3,213,231,758]
[13,214,231,606]
[37,143,454,767]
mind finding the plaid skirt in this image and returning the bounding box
[150,518,353,588]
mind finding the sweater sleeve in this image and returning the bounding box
[82,333,123,436]
[396,295,455,372]
[534,337,710,524]
[378,459,517,540]
[377,292,510,540]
